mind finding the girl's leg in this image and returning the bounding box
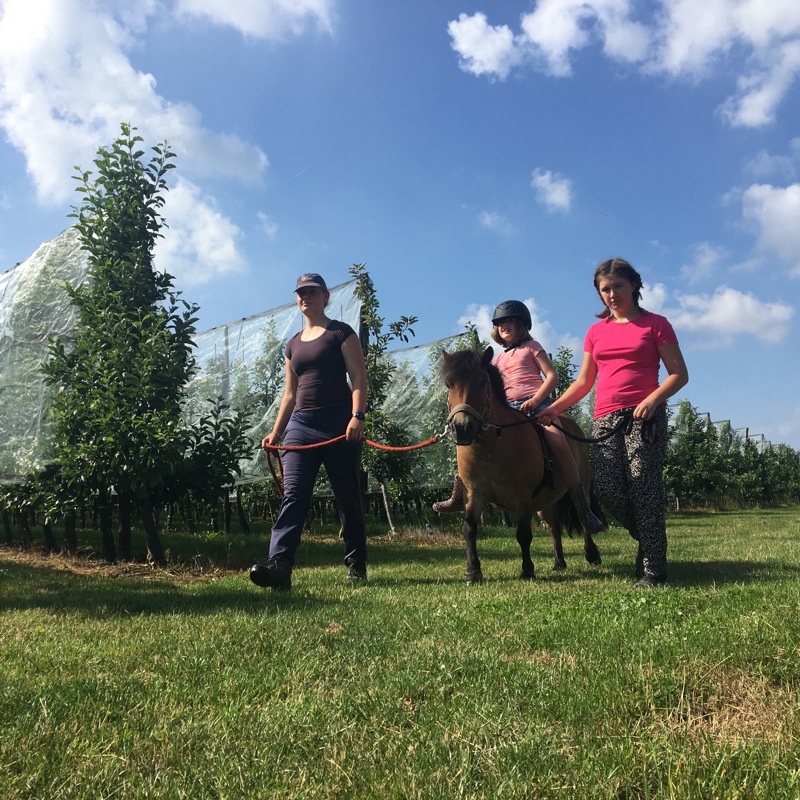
[432,474,465,514]
[624,407,669,581]
[591,410,637,534]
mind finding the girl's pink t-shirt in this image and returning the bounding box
[492,339,547,402]
[584,312,678,419]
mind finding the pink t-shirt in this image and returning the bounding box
[585,312,678,418]
[492,339,547,402]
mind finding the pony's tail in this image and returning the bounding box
[556,480,607,537]
[589,481,607,530]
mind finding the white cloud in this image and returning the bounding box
[447,12,521,79]
[478,210,515,235]
[531,168,573,213]
[448,0,800,128]
[744,149,796,180]
[641,281,670,314]
[679,242,727,285]
[667,286,794,346]
[0,0,269,205]
[175,0,335,40]
[156,178,246,286]
[519,0,650,77]
[741,183,800,275]
[257,211,279,240]
[449,1,650,80]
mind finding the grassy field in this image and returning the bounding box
[1,507,799,799]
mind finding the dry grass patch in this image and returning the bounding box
[662,668,798,746]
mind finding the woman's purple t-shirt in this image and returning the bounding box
[286,320,357,412]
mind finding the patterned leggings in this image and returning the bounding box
[591,405,669,579]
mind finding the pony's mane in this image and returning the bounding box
[440,348,508,404]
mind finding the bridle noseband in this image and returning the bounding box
[446,381,492,442]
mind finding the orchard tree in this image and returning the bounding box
[349,263,419,532]
[42,124,198,563]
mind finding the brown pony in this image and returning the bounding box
[440,346,603,584]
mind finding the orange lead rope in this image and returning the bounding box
[262,434,444,496]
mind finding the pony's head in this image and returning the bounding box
[440,346,507,444]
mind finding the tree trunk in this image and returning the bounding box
[97,490,116,562]
[117,487,133,561]
[183,497,196,534]
[3,509,12,545]
[63,511,77,554]
[136,484,165,565]
[379,481,397,539]
[223,491,232,534]
[19,509,31,548]
[236,487,250,534]
[42,518,58,553]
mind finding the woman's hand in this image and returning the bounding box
[262,431,281,449]
[346,417,364,442]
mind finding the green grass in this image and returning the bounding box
[2,508,800,798]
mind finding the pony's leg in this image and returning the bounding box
[581,486,603,566]
[582,530,602,566]
[462,497,486,585]
[540,511,567,570]
[516,520,535,580]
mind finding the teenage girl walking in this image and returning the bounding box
[537,259,688,587]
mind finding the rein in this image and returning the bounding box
[448,397,650,446]
[549,408,658,445]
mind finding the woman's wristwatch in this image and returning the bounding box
[352,411,365,421]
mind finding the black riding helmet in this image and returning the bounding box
[492,300,532,330]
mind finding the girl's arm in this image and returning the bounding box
[536,351,597,425]
[519,350,558,414]
[262,358,296,447]
[341,334,368,441]
[633,342,689,420]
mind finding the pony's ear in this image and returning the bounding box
[481,346,494,366]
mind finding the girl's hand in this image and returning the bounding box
[633,399,657,420]
[519,398,535,414]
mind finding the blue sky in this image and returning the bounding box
[1,0,800,447]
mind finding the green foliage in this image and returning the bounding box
[168,398,254,507]
[40,124,199,560]
[551,344,577,400]
[349,263,421,498]
[665,401,800,509]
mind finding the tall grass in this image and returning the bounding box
[1,508,799,798]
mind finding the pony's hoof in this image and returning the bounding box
[552,559,567,571]
[520,566,535,581]
[465,571,484,585]
[585,547,602,566]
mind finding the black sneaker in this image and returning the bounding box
[346,561,367,582]
[249,558,292,590]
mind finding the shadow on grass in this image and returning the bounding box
[605,556,800,587]
[0,557,337,618]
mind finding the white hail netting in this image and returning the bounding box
[0,226,464,485]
